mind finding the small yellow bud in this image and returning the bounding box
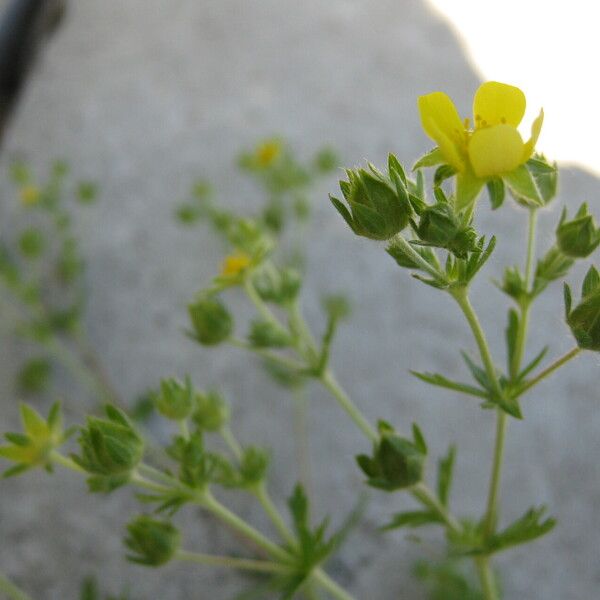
[19,185,41,206]
[255,140,281,167]
[221,253,252,277]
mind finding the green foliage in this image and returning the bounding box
[192,390,230,432]
[414,198,479,259]
[166,432,233,491]
[155,376,195,421]
[187,296,233,345]
[556,203,600,258]
[330,155,412,240]
[17,357,52,395]
[73,405,144,489]
[248,320,292,348]
[252,267,302,306]
[356,421,427,491]
[18,228,45,259]
[565,266,600,351]
[0,402,69,477]
[414,560,485,600]
[482,506,556,555]
[124,516,180,566]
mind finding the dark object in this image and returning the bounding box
[0,0,67,139]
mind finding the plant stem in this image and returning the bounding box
[176,550,290,574]
[221,425,243,460]
[0,574,32,600]
[293,385,312,493]
[178,419,190,440]
[475,557,498,600]
[50,451,87,474]
[129,471,173,495]
[201,490,291,563]
[450,288,505,599]
[482,411,507,538]
[450,289,503,399]
[253,483,297,547]
[320,369,377,442]
[228,337,305,371]
[391,235,446,282]
[244,277,288,336]
[411,482,462,535]
[517,347,581,397]
[312,569,356,600]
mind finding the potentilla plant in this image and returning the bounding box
[1,84,598,600]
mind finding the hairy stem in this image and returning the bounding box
[517,347,581,397]
[411,482,462,535]
[320,369,377,442]
[312,569,356,600]
[176,550,290,574]
[202,490,291,563]
[253,483,297,547]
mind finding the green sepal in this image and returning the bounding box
[412,147,445,170]
[455,169,484,211]
[486,178,505,210]
[124,515,180,566]
[503,164,543,207]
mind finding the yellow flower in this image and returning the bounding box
[255,140,281,167]
[418,81,543,179]
[19,184,41,206]
[221,252,252,277]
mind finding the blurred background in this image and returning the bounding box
[0,1,598,598]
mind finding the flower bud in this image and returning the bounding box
[248,320,291,348]
[237,447,270,488]
[187,296,233,345]
[125,516,180,566]
[192,390,230,432]
[556,204,600,258]
[73,405,144,486]
[253,267,302,305]
[155,376,194,421]
[416,202,478,258]
[330,158,411,241]
[356,422,426,491]
[565,266,600,351]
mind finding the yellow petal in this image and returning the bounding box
[418,92,466,171]
[468,125,525,178]
[221,253,251,277]
[523,108,544,161]
[473,82,526,128]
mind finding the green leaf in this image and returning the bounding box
[382,510,443,531]
[17,358,51,395]
[437,445,456,507]
[410,370,488,399]
[412,423,427,455]
[76,181,98,204]
[486,506,556,554]
[564,283,573,318]
[503,165,543,207]
[516,346,548,383]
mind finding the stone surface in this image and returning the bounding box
[0,0,599,598]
